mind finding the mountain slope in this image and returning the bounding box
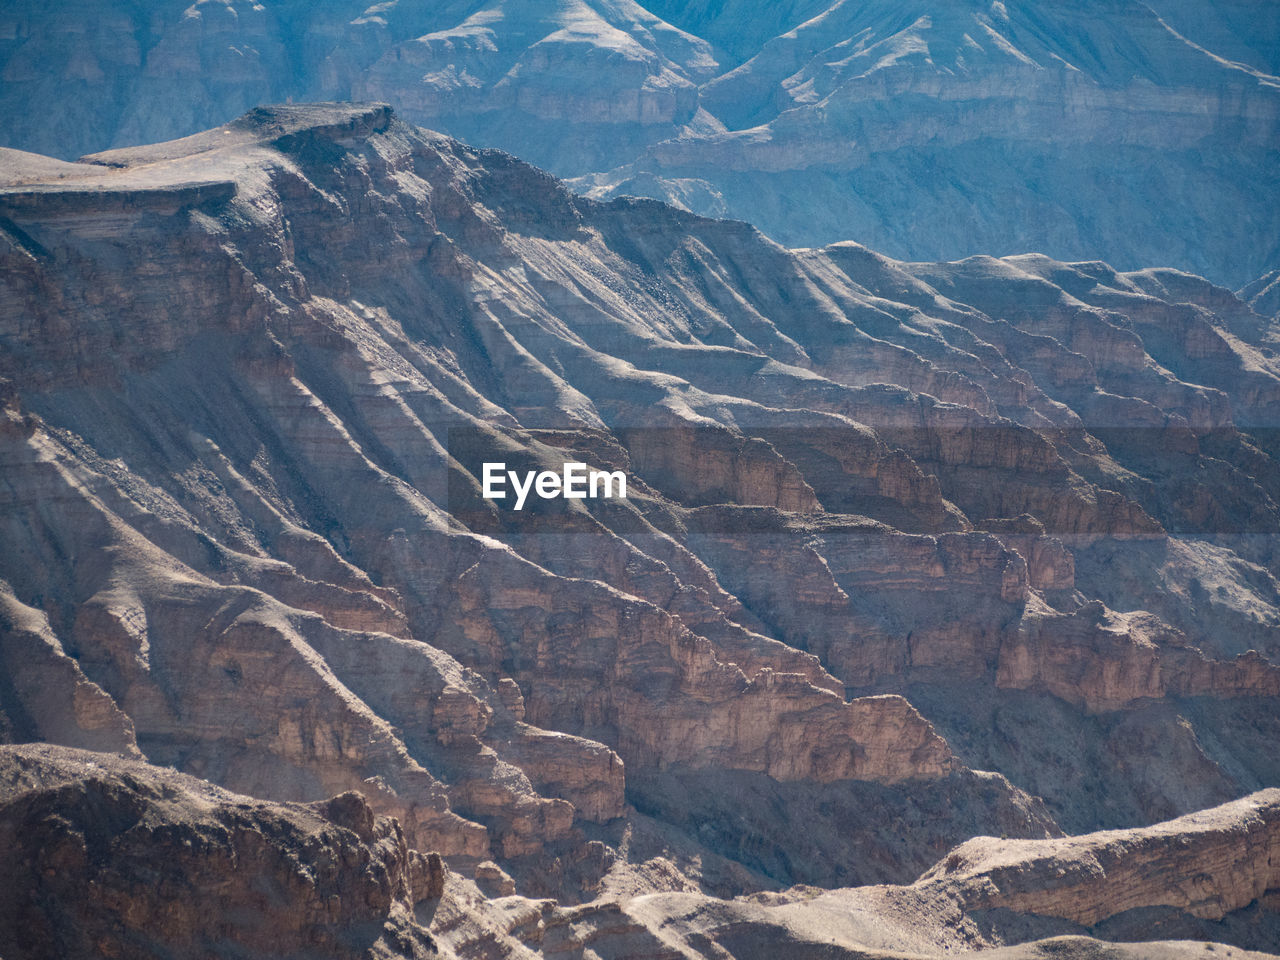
[2,104,1280,951]
[0,743,445,960]
[3,749,1279,957]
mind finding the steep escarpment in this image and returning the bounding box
[2,104,1280,951]
[919,789,1280,945]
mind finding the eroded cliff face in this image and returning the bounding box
[1,104,1279,951]
[922,789,1280,928]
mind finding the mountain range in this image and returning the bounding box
[2,101,1280,956]
[1,0,1276,287]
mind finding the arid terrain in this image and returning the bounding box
[1,0,1277,286]
[0,102,1278,956]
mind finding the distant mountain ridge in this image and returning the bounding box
[0,0,1275,286]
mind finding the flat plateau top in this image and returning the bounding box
[0,102,394,195]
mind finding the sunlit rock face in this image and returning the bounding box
[0,0,1276,286]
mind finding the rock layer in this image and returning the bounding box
[3,744,1276,960]
[921,788,1280,927]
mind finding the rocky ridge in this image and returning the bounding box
[582,0,1280,286]
[0,0,1275,285]
[0,743,443,960]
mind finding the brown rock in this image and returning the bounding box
[921,788,1280,926]
[0,743,442,960]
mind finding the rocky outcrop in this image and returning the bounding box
[0,582,139,756]
[0,743,443,960]
[982,516,1075,593]
[920,788,1280,927]
[683,510,1029,689]
[998,604,1280,714]
[420,793,1280,958]
[621,422,820,512]
[5,742,1272,960]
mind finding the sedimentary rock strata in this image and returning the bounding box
[1,103,1279,954]
[3,743,1275,959]
[922,788,1280,926]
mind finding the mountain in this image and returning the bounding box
[0,0,719,172]
[0,0,1275,286]
[2,103,1280,954]
[576,0,1280,286]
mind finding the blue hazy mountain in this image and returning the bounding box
[0,0,1275,284]
[576,0,1280,287]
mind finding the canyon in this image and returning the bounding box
[0,102,1279,955]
